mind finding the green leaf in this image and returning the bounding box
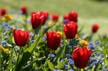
[56,58,66,69]
[56,62,65,69]
[15,52,31,71]
[47,60,54,71]
[55,46,65,58]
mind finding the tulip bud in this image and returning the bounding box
[47,31,61,50]
[0,8,7,16]
[52,14,59,22]
[92,23,99,33]
[13,29,29,47]
[20,6,28,15]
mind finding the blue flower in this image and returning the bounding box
[30,40,34,43]
[89,42,95,49]
[1,41,7,45]
[29,33,34,38]
[4,36,8,40]
[48,54,55,58]
[60,58,64,62]
[69,40,77,46]
[63,19,68,24]
[64,64,68,69]
[90,57,97,62]
[42,36,47,41]
[95,40,101,46]
[47,16,50,20]
[68,69,74,71]
[103,68,108,71]
[67,45,72,49]
[18,10,22,15]
[53,69,61,71]
[66,53,72,58]
[2,22,8,27]
[97,53,104,57]
[100,60,104,65]
[81,33,86,39]
[68,59,74,65]
[32,70,38,71]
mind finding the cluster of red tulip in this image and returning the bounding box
[12,8,100,68]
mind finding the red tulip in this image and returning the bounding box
[13,29,29,47]
[68,11,78,23]
[64,21,78,39]
[0,8,7,16]
[72,47,92,68]
[21,6,27,15]
[92,23,99,33]
[64,14,69,20]
[47,31,61,50]
[31,11,48,29]
[52,14,59,22]
[63,14,69,23]
[41,11,49,25]
[41,11,49,19]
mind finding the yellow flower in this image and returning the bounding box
[0,45,9,54]
[1,14,13,21]
[80,40,89,47]
[1,17,6,21]
[57,31,63,36]
[75,34,80,39]
[48,21,53,26]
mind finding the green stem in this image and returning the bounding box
[77,68,84,71]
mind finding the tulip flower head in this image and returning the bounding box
[13,29,29,47]
[31,11,48,29]
[0,8,7,16]
[52,13,59,22]
[64,21,78,39]
[47,31,61,50]
[20,6,28,15]
[92,23,99,33]
[72,47,92,68]
[68,11,78,23]
[63,14,69,24]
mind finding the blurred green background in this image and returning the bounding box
[0,0,108,34]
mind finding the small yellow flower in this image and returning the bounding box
[48,21,53,26]
[0,45,9,54]
[1,17,6,21]
[75,34,80,39]
[1,14,13,21]
[80,40,89,47]
[57,31,63,36]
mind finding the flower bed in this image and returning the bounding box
[0,7,108,71]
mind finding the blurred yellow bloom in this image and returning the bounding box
[0,45,9,54]
[80,40,89,47]
[57,31,63,36]
[48,21,53,26]
[1,14,13,21]
[75,34,80,39]
[1,17,6,21]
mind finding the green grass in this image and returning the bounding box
[0,0,108,33]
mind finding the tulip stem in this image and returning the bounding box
[77,68,84,71]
